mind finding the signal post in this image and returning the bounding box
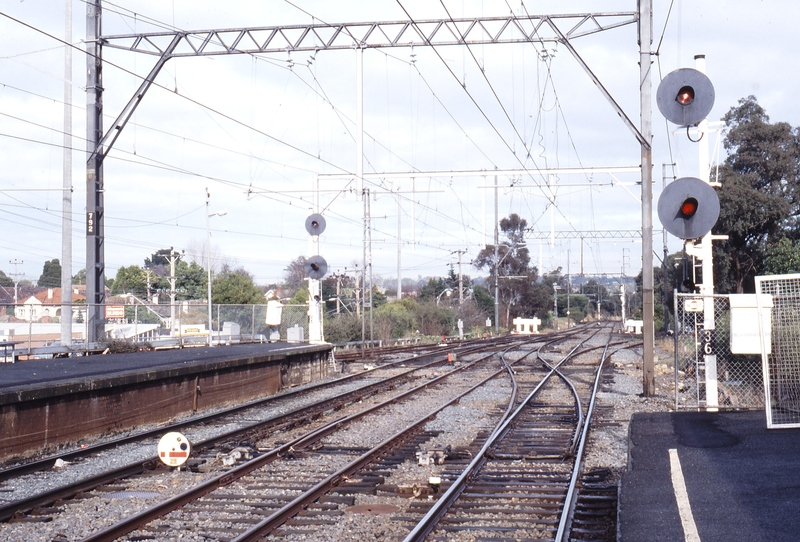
[656,57,724,408]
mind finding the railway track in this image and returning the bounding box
[0,327,634,541]
[402,323,619,541]
[0,336,533,540]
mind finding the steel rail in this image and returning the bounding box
[535,325,618,456]
[555,329,615,541]
[0,338,491,481]
[402,325,606,541]
[231,352,526,541]
[79,337,535,542]
[0,340,497,523]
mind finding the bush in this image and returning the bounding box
[324,313,361,345]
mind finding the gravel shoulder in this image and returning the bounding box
[584,338,675,477]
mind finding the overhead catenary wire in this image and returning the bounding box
[0,3,641,279]
[2,8,489,264]
[2,61,488,256]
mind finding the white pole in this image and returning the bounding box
[549,174,555,247]
[61,0,73,349]
[356,48,363,195]
[206,189,213,347]
[308,201,322,343]
[494,173,499,334]
[357,48,366,356]
[397,190,402,300]
[695,54,718,409]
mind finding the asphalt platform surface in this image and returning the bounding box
[0,342,321,392]
[619,410,800,542]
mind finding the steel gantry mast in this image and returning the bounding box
[85,5,653,385]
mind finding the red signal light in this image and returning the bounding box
[680,197,698,218]
[676,86,695,106]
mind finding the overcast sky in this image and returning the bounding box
[1,1,797,288]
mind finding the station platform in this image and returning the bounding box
[0,342,332,462]
[619,410,800,542]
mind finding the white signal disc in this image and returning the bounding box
[157,432,192,467]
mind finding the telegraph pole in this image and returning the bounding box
[452,249,466,303]
[639,0,656,396]
[553,283,561,331]
[8,259,23,303]
[168,248,180,336]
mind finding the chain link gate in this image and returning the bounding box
[756,274,800,428]
[674,292,765,410]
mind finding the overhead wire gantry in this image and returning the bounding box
[83,3,655,394]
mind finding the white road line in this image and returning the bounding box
[669,448,701,542]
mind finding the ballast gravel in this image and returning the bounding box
[0,337,675,541]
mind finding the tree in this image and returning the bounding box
[212,265,263,305]
[473,213,547,328]
[419,277,449,301]
[541,267,568,289]
[283,256,307,298]
[415,301,456,336]
[38,259,61,288]
[176,260,207,300]
[713,96,800,293]
[763,238,800,275]
[561,294,590,322]
[370,286,388,310]
[72,268,86,285]
[290,286,309,304]
[144,248,178,270]
[637,251,685,332]
[111,265,148,296]
[0,270,12,288]
[471,285,495,318]
[583,279,608,318]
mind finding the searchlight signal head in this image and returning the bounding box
[657,178,719,240]
[304,255,328,279]
[657,68,714,126]
[305,213,327,236]
[676,86,695,106]
[680,197,699,218]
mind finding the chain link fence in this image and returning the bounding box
[756,274,800,428]
[674,292,765,410]
[277,304,310,343]
[0,301,314,359]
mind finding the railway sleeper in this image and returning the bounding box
[190,502,281,512]
[296,508,346,517]
[319,495,355,505]
[460,490,568,498]
[462,477,569,492]
[447,505,561,515]
[436,522,558,531]
[8,513,54,523]
[440,516,559,526]
[284,515,341,526]
[199,494,296,503]
[314,445,372,455]
[427,536,550,542]
[330,485,377,495]
[476,468,571,477]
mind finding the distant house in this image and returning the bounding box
[14,287,87,322]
